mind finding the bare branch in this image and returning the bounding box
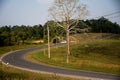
[48,0,88,63]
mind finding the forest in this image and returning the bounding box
[0,17,120,47]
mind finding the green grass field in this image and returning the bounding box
[26,35,120,75]
[0,34,120,80]
[0,44,86,80]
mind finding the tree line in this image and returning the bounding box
[0,25,43,46]
[85,17,120,33]
[0,17,120,47]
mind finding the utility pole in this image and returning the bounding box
[43,26,46,56]
[47,25,50,58]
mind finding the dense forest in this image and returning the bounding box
[0,25,43,46]
[0,17,120,46]
[85,17,120,33]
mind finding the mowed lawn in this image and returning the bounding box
[26,38,120,75]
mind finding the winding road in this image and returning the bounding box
[1,43,120,80]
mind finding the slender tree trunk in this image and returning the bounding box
[47,26,50,58]
[66,29,70,63]
[43,27,46,56]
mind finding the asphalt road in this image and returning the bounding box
[1,44,120,80]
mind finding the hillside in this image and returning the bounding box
[26,34,120,75]
[70,33,114,43]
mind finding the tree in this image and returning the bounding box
[0,26,12,46]
[32,24,43,39]
[44,20,66,42]
[85,17,120,33]
[44,21,57,40]
[49,0,88,63]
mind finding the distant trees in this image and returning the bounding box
[0,25,43,46]
[0,17,120,47]
[85,17,120,33]
[0,26,11,46]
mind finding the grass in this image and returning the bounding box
[26,37,120,75]
[0,33,120,79]
[0,44,43,57]
[0,63,84,80]
[0,44,87,80]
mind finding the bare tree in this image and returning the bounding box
[48,0,88,63]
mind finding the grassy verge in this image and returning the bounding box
[0,44,43,57]
[0,44,84,80]
[0,63,85,80]
[25,39,120,75]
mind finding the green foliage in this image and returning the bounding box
[43,20,66,42]
[0,17,120,46]
[44,17,120,38]
[0,25,44,46]
[85,17,120,33]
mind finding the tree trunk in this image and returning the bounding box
[66,29,70,63]
[47,26,50,58]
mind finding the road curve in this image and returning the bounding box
[1,44,120,80]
